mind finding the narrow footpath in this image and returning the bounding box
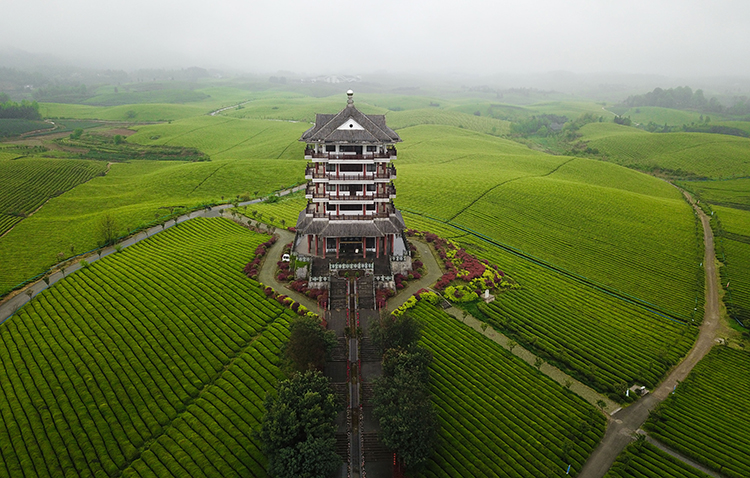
[0,185,305,325]
[390,237,618,411]
[578,192,721,478]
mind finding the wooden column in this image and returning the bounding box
[315,235,319,257]
[336,237,340,259]
[376,236,380,258]
[308,235,312,254]
[390,234,394,255]
[363,237,366,259]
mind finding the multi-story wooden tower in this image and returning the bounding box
[294,91,410,277]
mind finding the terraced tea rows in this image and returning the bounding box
[644,347,750,478]
[0,217,292,477]
[386,108,511,136]
[605,441,711,478]
[129,116,308,160]
[411,301,606,477]
[580,123,750,179]
[0,158,300,296]
[403,211,698,397]
[396,125,702,319]
[0,158,108,234]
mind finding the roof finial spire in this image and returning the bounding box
[346,89,354,106]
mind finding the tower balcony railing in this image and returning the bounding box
[305,206,395,220]
[304,149,396,160]
[304,166,397,180]
[305,185,396,200]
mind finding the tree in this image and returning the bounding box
[596,399,607,412]
[283,316,337,372]
[113,134,123,145]
[97,213,119,246]
[258,371,340,478]
[480,322,488,334]
[371,312,421,354]
[507,339,517,353]
[69,128,83,140]
[373,345,439,471]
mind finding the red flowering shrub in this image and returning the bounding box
[291,280,308,293]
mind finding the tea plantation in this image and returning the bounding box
[412,301,606,477]
[0,218,291,477]
[644,347,750,478]
[0,158,108,235]
[605,440,711,478]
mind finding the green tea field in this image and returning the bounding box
[644,346,750,478]
[412,301,606,477]
[0,158,108,235]
[580,123,750,179]
[677,179,750,326]
[0,217,292,477]
[605,440,711,478]
[395,125,702,320]
[0,157,302,295]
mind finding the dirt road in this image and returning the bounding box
[578,191,721,477]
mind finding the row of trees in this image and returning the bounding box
[622,86,750,116]
[510,112,605,139]
[0,93,41,120]
[259,316,340,477]
[371,313,439,471]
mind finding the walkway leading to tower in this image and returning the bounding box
[326,273,391,478]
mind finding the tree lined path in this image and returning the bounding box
[579,191,721,478]
[0,184,305,324]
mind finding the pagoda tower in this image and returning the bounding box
[294,91,410,280]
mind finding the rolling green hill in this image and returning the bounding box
[581,123,750,179]
[0,158,108,235]
[129,115,309,160]
[394,125,701,319]
[0,158,302,295]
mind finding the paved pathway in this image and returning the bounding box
[256,229,320,313]
[0,185,305,325]
[386,239,443,311]
[578,190,722,478]
[389,237,618,412]
[446,304,617,411]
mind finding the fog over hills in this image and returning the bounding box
[2,0,749,78]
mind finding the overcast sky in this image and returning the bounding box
[3,0,749,77]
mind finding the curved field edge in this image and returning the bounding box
[604,441,712,478]
[402,213,698,400]
[0,217,292,477]
[412,301,606,478]
[395,125,704,320]
[644,346,750,478]
[579,123,750,179]
[0,158,109,235]
[0,158,303,297]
